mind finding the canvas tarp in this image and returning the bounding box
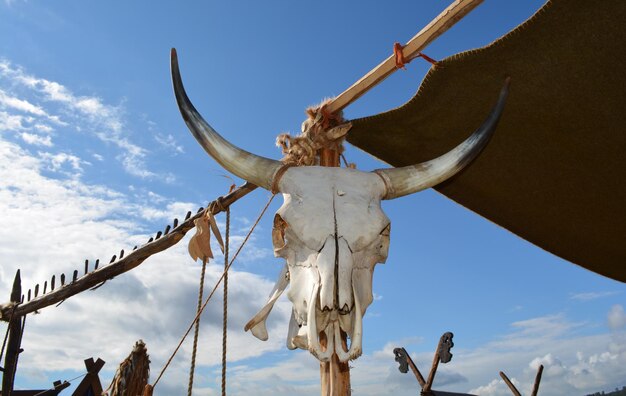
[348,0,626,282]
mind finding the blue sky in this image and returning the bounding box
[1,1,624,395]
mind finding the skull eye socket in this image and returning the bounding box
[272,214,288,249]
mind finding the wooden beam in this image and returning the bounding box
[0,183,257,320]
[326,0,484,114]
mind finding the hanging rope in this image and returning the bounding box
[187,256,208,396]
[221,207,230,396]
[151,194,275,391]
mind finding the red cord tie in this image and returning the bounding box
[393,42,438,69]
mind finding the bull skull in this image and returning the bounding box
[171,49,509,362]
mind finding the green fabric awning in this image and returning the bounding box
[348,0,626,282]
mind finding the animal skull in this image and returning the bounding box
[171,49,509,362]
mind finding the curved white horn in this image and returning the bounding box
[171,48,282,190]
[375,78,510,200]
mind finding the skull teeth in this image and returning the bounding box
[304,282,363,363]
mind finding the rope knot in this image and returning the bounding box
[276,98,352,166]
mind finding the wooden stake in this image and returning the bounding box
[318,136,350,395]
[2,270,23,396]
[531,365,544,396]
[319,331,351,396]
[499,371,521,396]
[326,0,483,114]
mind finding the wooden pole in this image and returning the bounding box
[2,270,23,396]
[326,0,483,114]
[318,137,350,395]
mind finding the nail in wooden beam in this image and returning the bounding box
[164,225,171,235]
[43,281,48,295]
[110,255,116,263]
[60,274,66,286]
[34,284,39,298]
[51,275,55,291]
[185,211,192,220]
[95,259,100,270]
[119,249,124,259]
[27,289,31,302]
[85,260,89,275]
[173,218,179,228]
[72,270,78,282]
[155,231,162,240]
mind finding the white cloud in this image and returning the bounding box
[0,59,158,179]
[0,110,25,130]
[34,123,54,133]
[608,304,626,330]
[571,291,621,301]
[155,133,185,154]
[39,151,86,175]
[21,132,53,146]
[470,378,519,396]
[0,89,47,116]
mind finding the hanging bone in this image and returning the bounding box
[172,49,509,363]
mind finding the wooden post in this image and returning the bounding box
[2,270,23,396]
[72,357,105,396]
[530,364,544,396]
[318,142,350,395]
[499,371,521,396]
[319,332,351,396]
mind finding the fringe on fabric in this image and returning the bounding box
[104,340,151,396]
